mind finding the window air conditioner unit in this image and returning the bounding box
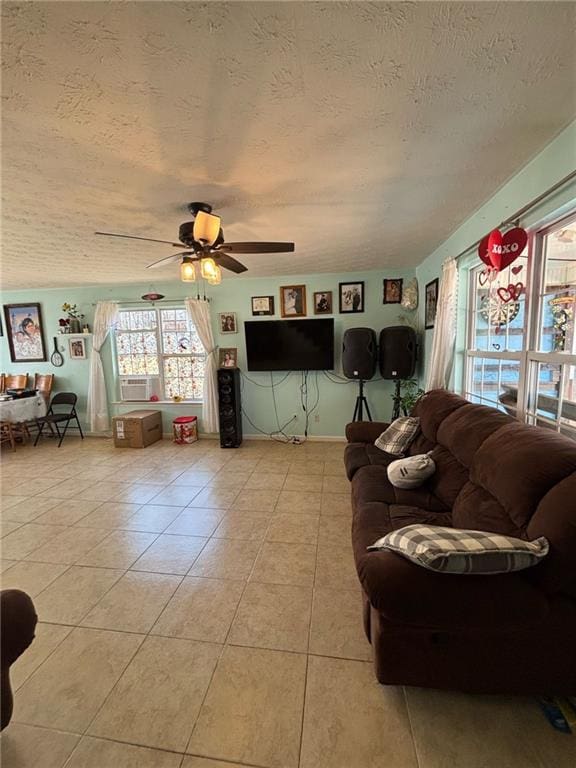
[120,376,160,401]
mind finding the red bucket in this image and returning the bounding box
[173,415,198,444]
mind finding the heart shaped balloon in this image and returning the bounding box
[478,227,528,271]
[487,230,503,269]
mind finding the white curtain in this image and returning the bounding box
[185,297,219,433]
[87,301,119,432]
[425,259,458,391]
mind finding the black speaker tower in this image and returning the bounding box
[378,326,418,420]
[217,368,242,448]
[342,328,377,422]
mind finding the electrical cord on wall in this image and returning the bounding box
[322,370,353,385]
[241,371,292,389]
[238,369,324,444]
[239,370,301,444]
[299,370,320,438]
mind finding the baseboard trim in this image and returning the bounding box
[241,433,346,442]
[85,432,345,443]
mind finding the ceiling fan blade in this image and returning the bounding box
[95,231,184,247]
[146,252,195,269]
[217,242,295,254]
[215,252,248,274]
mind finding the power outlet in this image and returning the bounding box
[314,414,320,423]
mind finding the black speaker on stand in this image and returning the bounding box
[217,368,242,448]
[378,326,418,420]
[342,328,377,421]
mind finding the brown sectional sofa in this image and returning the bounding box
[344,389,576,694]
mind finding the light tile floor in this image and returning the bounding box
[0,436,574,768]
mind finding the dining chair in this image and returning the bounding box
[33,373,54,404]
[34,392,84,448]
[0,422,16,452]
[4,374,28,390]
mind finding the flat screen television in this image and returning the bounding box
[244,318,334,371]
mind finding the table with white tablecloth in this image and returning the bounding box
[0,394,47,423]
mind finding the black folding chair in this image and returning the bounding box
[34,392,84,448]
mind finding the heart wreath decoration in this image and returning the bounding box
[478,227,528,271]
[497,282,524,303]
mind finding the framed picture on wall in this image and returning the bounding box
[219,348,237,368]
[219,312,237,334]
[251,296,274,316]
[339,282,364,313]
[425,278,439,330]
[68,337,87,359]
[383,278,403,304]
[313,291,332,314]
[3,303,47,363]
[280,285,306,317]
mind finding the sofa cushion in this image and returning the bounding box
[351,499,452,565]
[344,442,396,480]
[413,389,468,443]
[452,482,524,537]
[436,403,512,468]
[472,422,576,530]
[367,524,549,575]
[426,446,469,509]
[357,549,549,631]
[527,473,576,598]
[352,465,449,512]
[407,431,436,456]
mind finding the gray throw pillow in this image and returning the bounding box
[367,524,549,575]
[374,416,420,457]
[387,453,436,489]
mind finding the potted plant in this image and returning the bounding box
[392,379,425,416]
[61,303,85,334]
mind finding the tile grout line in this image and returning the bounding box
[401,686,425,768]
[297,488,324,768]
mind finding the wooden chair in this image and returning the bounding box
[4,374,28,390]
[0,420,30,450]
[34,373,54,404]
[0,422,16,452]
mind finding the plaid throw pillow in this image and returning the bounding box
[374,417,420,457]
[367,524,549,574]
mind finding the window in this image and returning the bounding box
[464,212,576,437]
[116,307,205,401]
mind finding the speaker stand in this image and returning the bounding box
[352,379,372,422]
[391,379,403,421]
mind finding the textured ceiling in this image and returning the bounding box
[1,1,575,289]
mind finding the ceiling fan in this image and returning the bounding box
[95,202,295,284]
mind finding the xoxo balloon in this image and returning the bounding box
[478,227,528,271]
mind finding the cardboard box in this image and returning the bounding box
[113,410,162,448]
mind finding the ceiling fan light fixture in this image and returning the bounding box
[194,211,221,246]
[200,256,218,280]
[206,264,222,285]
[180,257,196,282]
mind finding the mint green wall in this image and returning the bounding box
[0,266,415,437]
[416,120,576,387]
